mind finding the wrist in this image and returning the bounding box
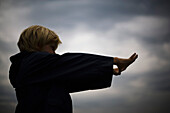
[113,57,119,64]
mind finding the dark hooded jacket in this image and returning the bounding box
[9,51,114,113]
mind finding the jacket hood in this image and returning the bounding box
[10,51,31,62]
[9,51,57,88]
[9,52,33,88]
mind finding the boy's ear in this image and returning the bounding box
[35,45,42,51]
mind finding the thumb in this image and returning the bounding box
[113,68,121,76]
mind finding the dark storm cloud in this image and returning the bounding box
[109,0,170,17]
[9,0,170,17]
[116,70,170,112]
[1,0,170,32]
[3,0,168,30]
[143,68,170,92]
[0,74,16,113]
[143,35,170,44]
[0,38,17,53]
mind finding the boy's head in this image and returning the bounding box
[17,25,62,52]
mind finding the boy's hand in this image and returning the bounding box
[113,53,138,75]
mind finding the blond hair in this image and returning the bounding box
[17,25,62,52]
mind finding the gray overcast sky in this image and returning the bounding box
[0,0,170,113]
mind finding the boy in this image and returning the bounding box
[9,25,138,113]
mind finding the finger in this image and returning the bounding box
[132,54,138,62]
[135,54,138,59]
[113,68,121,76]
[117,68,121,75]
[116,64,122,75]
[130,53,138,62]
[129,53,136,59]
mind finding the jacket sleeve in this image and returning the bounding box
[18,52,114,93]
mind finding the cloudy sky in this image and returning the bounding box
[0,0,170,113]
